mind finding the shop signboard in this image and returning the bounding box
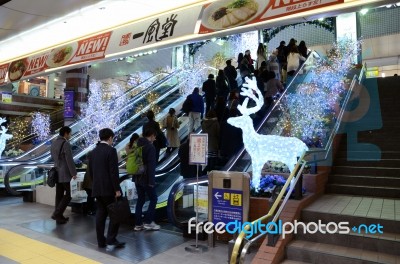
[211,188,243,224]
[106,6,202,55]
[198,0,344,34]
[0,63,9,85]
[194,185,208,215]
[68,32,112,64]
[64,90,74,118]
[24,51,51,78]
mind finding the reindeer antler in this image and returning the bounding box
[0,117,6,125]
[237,77,264,116]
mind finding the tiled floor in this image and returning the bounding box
[0,197,255,264]
[304,194,400,220]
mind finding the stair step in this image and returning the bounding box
[335,151,400,159]
[333,166,400,177]
[328,175,400,187]
[334,158,400,168]
[327,183,400,198]
[280,260,310,264]
[295,226,400,256]
[302,209,400,234]
[286,240,398,264]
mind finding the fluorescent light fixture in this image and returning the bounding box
[318,18,324,21]
[360,8,369,15]
[381,73,386,78]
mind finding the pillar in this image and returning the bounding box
[65,67,88,119]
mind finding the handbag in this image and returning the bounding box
[107,196,131,223]
[47,141,66,188]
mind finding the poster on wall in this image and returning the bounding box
[1,92,12,103]
[198,0,344,34]
[64,90,74,118]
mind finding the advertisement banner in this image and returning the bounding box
[24,51,51,78]
[68,32,112,64]
[0,63,9,85]
[1,92,12,103]
[106,6,202,55]
[198,0,344,34]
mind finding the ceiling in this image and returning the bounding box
[0,0,207,62]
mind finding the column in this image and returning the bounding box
[65,67,88,118]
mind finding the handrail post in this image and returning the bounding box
[267,218,280,247]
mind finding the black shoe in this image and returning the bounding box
[56,219,68,225]
[51,214,69,221]
[106,241,125,251]
[98,243,106,248]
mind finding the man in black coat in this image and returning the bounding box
[224,60,238,91]
[202,74,216,114]
[142,110,166,163]
[134,128,160,231]
[89,128,125,251]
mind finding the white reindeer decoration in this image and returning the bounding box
[0,117,13,158]
[227,77,308,190]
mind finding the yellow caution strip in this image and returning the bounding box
[0,229,101,264]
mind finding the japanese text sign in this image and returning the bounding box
[212,188,243,224]
[189,133,208,165]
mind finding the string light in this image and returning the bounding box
[79,80,130,147]
[8,117,29,148]
[31,112,50,142]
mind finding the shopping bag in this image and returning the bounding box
[120,179,137,200]
[70,173,87,203]
[107,197,131,223]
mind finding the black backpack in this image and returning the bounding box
[181,95,193,114]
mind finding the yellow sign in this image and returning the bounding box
[224,192,230,200]
[1,92,12,103]
[230,193,242,206]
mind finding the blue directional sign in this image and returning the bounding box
[212,188,243,224]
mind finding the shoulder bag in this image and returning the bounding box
[47,140,66,187]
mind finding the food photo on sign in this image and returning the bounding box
[46,43,78,68]
[8,59,28,82]
[199,0,267,33]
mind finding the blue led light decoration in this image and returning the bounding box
[227,78,308,190]
[0,117,13,158]
[31,112,50,142]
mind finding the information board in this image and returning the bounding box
[194,185,208,215]
[212,188,243,224]
[189,133,208,165]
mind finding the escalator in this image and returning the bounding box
[1,71,177,163]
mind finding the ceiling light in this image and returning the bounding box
[381,73,386,78]
[360,8,369,15]
[386,4,392,8]
[318,18,324,21]
[396,2,400,6]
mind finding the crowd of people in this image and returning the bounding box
[48,39,309,252]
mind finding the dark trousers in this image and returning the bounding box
[54,182,71,217]
[205,98,215,115]
[135,185,157,226]
[84,189,96,214]
[95,196,120,246]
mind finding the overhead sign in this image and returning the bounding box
[198,0,344,34]
[189,133,208,165]
[106,6,202,55]
[212,188,243,224]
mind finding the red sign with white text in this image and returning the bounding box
[69,32,112,64]
[24,52,51,77]
[0,63,9,85]
[198,0,344,34]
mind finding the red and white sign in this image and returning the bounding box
[24,52,50,77]
[198,0,344,34]
[0,63,9,85]
[69,32,112,64]
[189,133,208,165]
[260,0,344,21]
[106,6,202,54]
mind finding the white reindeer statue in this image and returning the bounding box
[227,77,308,190]
[0,117,13,158]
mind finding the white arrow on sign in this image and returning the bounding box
[214,192,222,200]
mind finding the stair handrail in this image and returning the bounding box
[230,151,307,264]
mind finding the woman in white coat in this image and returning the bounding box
[163,108,180,154]
[287,45,306,77]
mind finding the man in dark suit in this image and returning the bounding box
[50,126,77,224]
[142,110,166,163]
[89,128,125,251]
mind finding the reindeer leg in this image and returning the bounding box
[251,161,263,190]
